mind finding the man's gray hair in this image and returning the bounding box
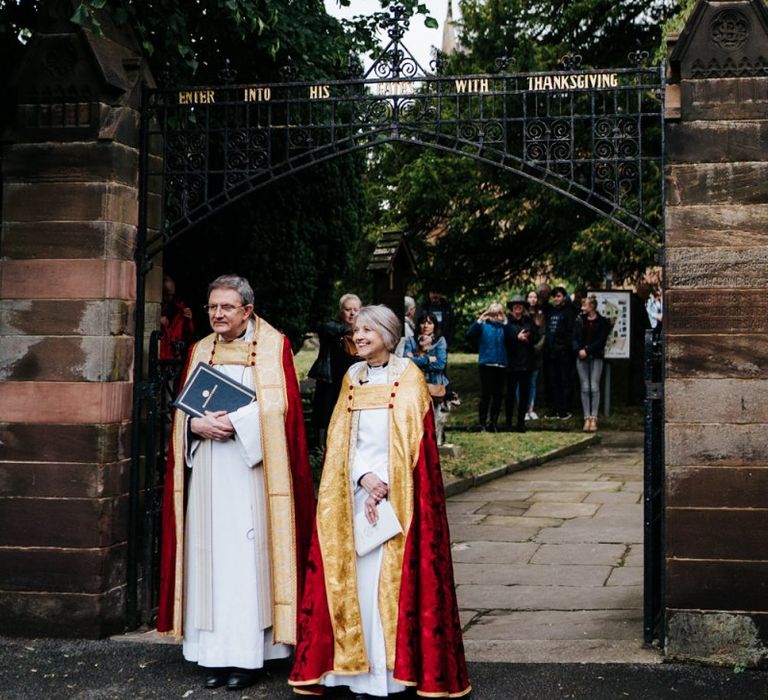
[355,304,402,352]
[338,293,361,312]
[404,296,415,313]
[208,274,255,306]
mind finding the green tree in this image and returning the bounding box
[369,0,679,297]
[0,0,431,345]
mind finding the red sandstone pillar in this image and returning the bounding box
[0,3,154,636]
[665,0,768,665]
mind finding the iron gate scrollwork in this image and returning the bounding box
[139,42,664,260]
[129,4,666,630]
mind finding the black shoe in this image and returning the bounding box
[227,668,259,691]
[204,668,229,689]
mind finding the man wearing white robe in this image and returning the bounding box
[157,274,314,692]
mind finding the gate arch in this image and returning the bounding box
[138,61,664,262]
[130,6,665,632]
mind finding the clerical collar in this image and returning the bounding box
[218,322,251,343]
[367,361,388,369]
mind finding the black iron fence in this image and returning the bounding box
[128,331,185,627]
[643,328,664,645]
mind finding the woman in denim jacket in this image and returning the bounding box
[404,311,448,391]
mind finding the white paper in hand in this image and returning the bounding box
[353,499,403,556]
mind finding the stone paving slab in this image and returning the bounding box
[454,563,611,587]
[464,609,644,641]
[593,503,643,519]
[463,639,662,663]
[449,513,489,525]
[524,501,600,519]
[447,500,490,515]
[451,523,542,543]
[456,584,643,611]
[526,491,588,503]
[624,545,644,567]
[493,479,621,492]
[535,522,642,544]
[584,490,642,504]
[593,465,644,475]
[482,515,564,528]
[606,566,644,587]
[451,541,540,564]
[475,500,530,516]
[448,488,533,501]
[516,463,599,481]
[529,543,627,566]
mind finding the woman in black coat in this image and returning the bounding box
[504,296,539,432]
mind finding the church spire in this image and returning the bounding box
[441,0,460,56]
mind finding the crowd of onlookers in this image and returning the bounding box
[461,284,604,434]
[461,282,662,434]
[298,282,663,441]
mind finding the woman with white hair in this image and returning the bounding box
[309,293,361,436]
[290,305,470,699]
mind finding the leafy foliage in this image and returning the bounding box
[0,0,411,345]
[368,0,678,298]
[0,0,681,339]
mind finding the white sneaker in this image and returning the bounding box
[528,411,539,420]
[524,412,531,421]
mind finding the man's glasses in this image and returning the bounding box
[203,304,244,314]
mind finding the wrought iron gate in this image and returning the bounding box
[643,328,665,644]
[127,4,666,630]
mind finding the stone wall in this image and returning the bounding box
[664,0,768,666]
[0,2,154,636]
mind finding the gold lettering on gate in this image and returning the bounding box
[178,89,216,105]
[244,87,272,102]
[309,85,331,99]
[454,78,490,93]
[374,81,415,96]
[527,72,619,91]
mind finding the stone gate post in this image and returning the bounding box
[665,0,768,665]
[0,2,154,636]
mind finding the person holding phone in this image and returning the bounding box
[466,303,508,432]
[504,295,539,432]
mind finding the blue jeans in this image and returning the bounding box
[576,358,603,417]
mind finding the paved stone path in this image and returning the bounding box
[450,431,661,664]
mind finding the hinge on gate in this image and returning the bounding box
[645,382,663,400]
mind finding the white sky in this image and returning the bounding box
[324,0,453,73]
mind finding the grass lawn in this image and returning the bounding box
[440,430,590,478]
[293,345,639,479]
[293,342,317,381]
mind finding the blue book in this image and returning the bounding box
[172,362,256,418]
